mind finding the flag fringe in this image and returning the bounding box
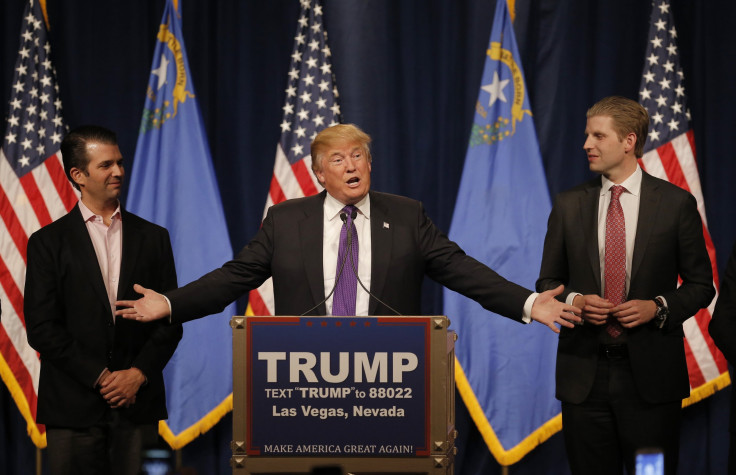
[159,393,233,450]
[0,352,46,447]
[2,344,239,450]
[454,357,561,466]
[683,371,731,407]
[455,356,730,466]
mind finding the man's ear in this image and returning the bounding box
[70,167,86,188]
[625,133,637,153]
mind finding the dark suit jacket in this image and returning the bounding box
[167,190,531,322]
[25,205,182,428]
[537,171,714,404]
[709,241,736,433]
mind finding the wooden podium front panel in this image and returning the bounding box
[231,316,456,474]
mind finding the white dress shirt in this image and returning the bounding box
[323,193,372,315]
[598,166,642,296]
[566,166,643,305]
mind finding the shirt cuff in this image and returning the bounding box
[94,368,109,388]
[522,293,537,324]
[566,292,582,306]
[164,295,173,324]
[131,366,148,386]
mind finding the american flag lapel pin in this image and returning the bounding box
[383,222,390,229]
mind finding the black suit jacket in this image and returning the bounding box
[25,205,182,428]
[167,190,532,322]
[709,241,736,433]
[537,171,714,404]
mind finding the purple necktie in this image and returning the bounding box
[604,185,626,338]
[332,205,359,316]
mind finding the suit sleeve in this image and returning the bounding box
[419,202,531,321]
[536,194,575,301]
[166,207,275,323]
[130,228,182,379]
[710,241,736,362]
[661,192,715,327]
[25,232,106,388]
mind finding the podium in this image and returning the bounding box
[230,316,457,474]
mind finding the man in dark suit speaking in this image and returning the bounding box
[116,123,579,331]
[536,97,714,475]
[25,126,182,475]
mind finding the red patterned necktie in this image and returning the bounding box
[604,185,626,337]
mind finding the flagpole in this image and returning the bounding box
[36,447,42,475]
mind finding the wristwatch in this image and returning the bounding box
[652,296,669,329]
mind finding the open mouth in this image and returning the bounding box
[346,177,360,186]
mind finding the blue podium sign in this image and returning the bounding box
[245,317,431,457]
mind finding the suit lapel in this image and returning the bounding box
[582,179,602,295]
[631,172,660,281]
[67,205,112,313]
[117,210,143,299]
[300,192,327,312]
[368,191,392,315]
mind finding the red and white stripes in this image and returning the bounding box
[639,130,727,391]
[0,149,77,442]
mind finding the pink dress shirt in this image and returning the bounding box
[78,200,123,321]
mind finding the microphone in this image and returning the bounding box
[300,212,351,316]
[301,208,402,317]
[343,209,403,316]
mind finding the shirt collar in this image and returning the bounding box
[601,165,642,197]
[79,200,122,223]
[324,192,371,221]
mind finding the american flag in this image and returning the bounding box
[247,0,341,316]
[637,0,728,403]
[0,0,77,446]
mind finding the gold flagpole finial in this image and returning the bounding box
[39,0,51,30]
[506,0,516,23]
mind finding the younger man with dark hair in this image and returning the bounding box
[25,125,182,475]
